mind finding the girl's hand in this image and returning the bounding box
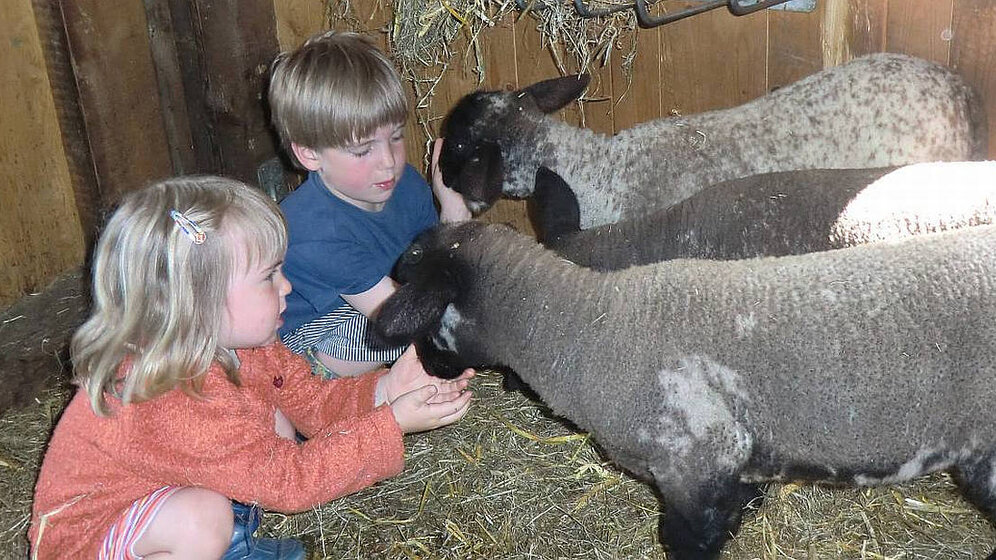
[431,137,473,223]
[376,345,474,405]
[390,384,473,433]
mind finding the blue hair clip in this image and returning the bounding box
[169,209,206,245]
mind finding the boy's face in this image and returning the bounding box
[219,235,293,349]
[293,122,407,212]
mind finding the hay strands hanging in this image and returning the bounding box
[514,0,795,28]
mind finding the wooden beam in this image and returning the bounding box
[168,0,284,186]
[32,0,100,244]
[143,0,197,176]
[1,0,85,306]
[60,0,173,202]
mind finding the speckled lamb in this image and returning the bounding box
[376,221,996,559]
[533,161,996,270]
[440,53,987,229]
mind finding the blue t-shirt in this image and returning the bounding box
[279,164,438,334]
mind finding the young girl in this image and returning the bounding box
[29,176,473,559]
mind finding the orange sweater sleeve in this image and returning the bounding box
[241,344,390,438]
[111,346,405,512]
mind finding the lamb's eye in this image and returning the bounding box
[407,247,423,262]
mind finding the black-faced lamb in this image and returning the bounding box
[532,161,996,270]
[375,220,996,559]
[439,53,987,229]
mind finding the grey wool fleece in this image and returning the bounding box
[380,221,996,491]
[440,52,986,229]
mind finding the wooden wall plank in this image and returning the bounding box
[767,8,824,90]
[579,41,615,134]
[1,0,84,307]
[481,12,519,92]
[178,0,282,186]
[143,0,197,176]
[847,0,887,57]
[659,6,768,115]
[950,0,996,159]
[611,27,662,132]
[273,0,327,49]
[516,13,583,126]
[32,0,99,246]
[885,0,953,64]
[61,0,173,202]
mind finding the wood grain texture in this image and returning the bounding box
[61,0,173,202]
[767,7,824,91]
[1,0,84,307]
[951,0,996,159]
[885,0,953,64]
[659,6,768,116]
[273,0,328,49]
[31,0,100,246]
[847,0,886,57]
[611,27,662,132]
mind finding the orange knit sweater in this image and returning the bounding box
[29,343,404,559]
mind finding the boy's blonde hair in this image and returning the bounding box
[72,176,287,416]
[268,30,408,160]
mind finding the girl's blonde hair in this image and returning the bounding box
[268,30,408,161]
[72,176,287,416]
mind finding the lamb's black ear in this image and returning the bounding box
[522,74,591,113]
[453,141,504,208]
[375,280,458,345]
[531,166,582,243]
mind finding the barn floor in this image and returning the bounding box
[1,272,994,558]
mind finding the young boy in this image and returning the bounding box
[268,30,471,378]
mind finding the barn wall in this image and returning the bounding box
[0,0,85,308]
[2,0,995,310]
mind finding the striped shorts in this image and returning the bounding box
[281,303,405,367]
[99,486,179,560]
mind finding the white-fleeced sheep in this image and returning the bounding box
[532,161,996,270]
[440,53,987,229]
[375,220,996,559]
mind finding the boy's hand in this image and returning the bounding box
[431,137,473,223]
[390,384,473,433]
[376,345,474,405]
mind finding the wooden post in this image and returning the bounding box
[164,0,284,187]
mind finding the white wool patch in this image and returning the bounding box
[831,161,996,246]
[852,445,959,486]
[433,305,464,352]
[734,313,757,338]
[466,200,490,213]
[655,356,752,470]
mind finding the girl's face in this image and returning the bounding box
[218,236,292,349]
[295,122,407,212]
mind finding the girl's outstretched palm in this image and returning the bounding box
[377,345,474,405]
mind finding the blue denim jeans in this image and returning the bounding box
[222,502,306,560]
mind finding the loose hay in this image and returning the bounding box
[328,0,641,164]
[3,369,994,557]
